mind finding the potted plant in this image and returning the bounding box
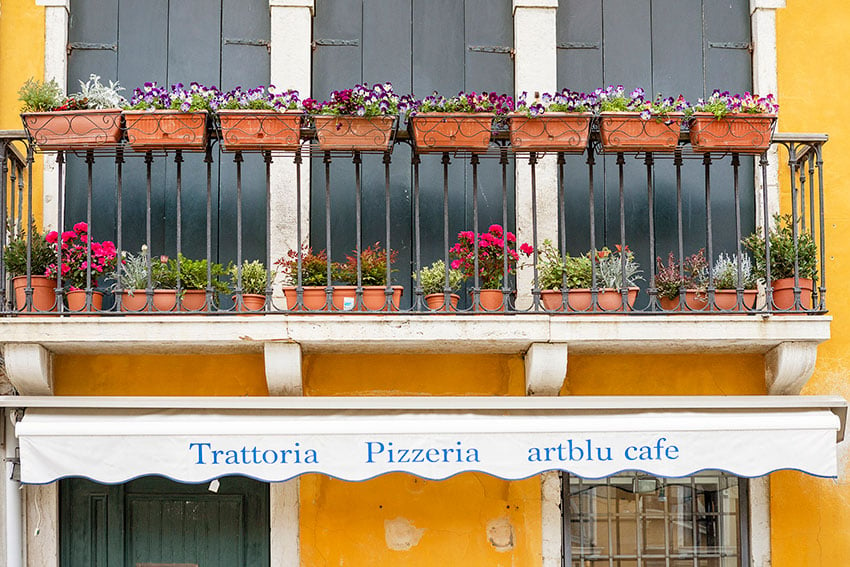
[44,222,117,313]
[413,259,466,311]
[109,246,178,312]
[743,213,818,310]
[688,90,778,153]
[710,252,759,310]
[3,222,58,313]
[586,245,642,311]
[410,90,513,153]
[597,85,688,152]
[277,245,337,311]
[123,81,218,150]
[536,239,592,311]
[450,224,533,311]
[653,249,709,312]
[304,83,412,151]
[510,89,593,152]
[19,74,126,149]
[229,260,268,314]
[337,242,402,311]
[162,253,228,311]
[216,86,303,151]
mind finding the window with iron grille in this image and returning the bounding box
[566,472,747,567]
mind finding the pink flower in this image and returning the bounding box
[46,231,58,244]
[450,259,461,270]
[73,222,88,233]
[520,243,534,255]
[61,231,76,243]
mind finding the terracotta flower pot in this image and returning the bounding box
[658,289,709,312]
[233,293,267,315]
[283,286,332,311]
[689,112,776,154]
[712,289,758,311]
[218,110,303,151]
[599,112,682,152]
[410,113,494,153]
[119,289,178,312]
[424,293,460,311]
[771,277,814,311]
[124,110,208,150]
[65,289,103,314]
[22,109,123,150]
[558,287,639,312]
[332,286,404,312]
[475,289,507,312]
[509,113,592,152]
[313,115,395,151]
[11,275,58,314]
[179,289,209,312]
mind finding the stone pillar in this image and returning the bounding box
[750,0,785,228]
[513,0,559,309]
[35,0,70,232]
[269,0,314,308]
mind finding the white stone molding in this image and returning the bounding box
[264,342,303,396]
[269,0,313,308]
[748,475,771,567]
[524,342,568,396]
[270,481,300,567]
[525,341,566,567]
[513,0,558,309]
[750,0,785,229]
[23,484,58,567]
[35,0,69,232]
[764,341,817,395]
[1,345,52,396]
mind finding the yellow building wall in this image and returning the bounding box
[0,0,46,225]
[773,2,850,565]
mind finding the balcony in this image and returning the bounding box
[0,121,830,369]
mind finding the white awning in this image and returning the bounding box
[6,396,845,484]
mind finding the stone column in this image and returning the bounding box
[513,0,559,309]
[269,0,314,308]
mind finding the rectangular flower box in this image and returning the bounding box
[124,110,208,151]
[218,110,303,151]
[509,113,592,152]
[313,115,395,151]
[599,112,683,152]
[410,113,494,153]
[22,109,123,150]
[689,112,776,153]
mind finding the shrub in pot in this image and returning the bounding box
[3,222,58,313]
[337,242,402,312]
[653,249,709,312]
[44,222,117,313]
[710,252,760,310]
[412,260,466,311]
[109,246,177,312]
[158,253,227,311]
[536,239,592,312]
[229,260,269,313]
[277,245,337,311]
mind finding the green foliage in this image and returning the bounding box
[72,74,126,109]
[339,242,397,286]
[229,260,268,295]
[413,260,466,295]
[3,222,57,277]
[653,250,709,299]
[743,214,818,281]
[18,78,64,112]
[276,246,333,287]
[109,247,155,291]
[593,246,643,288]
[536,240,592,290]
[160,254,228,292]
[711,253,759,290]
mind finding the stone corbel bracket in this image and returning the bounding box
[765,341,817,395]
[2,344,53,396]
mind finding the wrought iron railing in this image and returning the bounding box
[0,121,827,316]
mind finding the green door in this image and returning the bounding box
[61,477,270,567]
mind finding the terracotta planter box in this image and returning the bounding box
[218,110,303,151]
[22,110,123,150]
[689,113,776,154]
[283,286,332,311]
[65,289,103,314]
[543,287,639,313]
[233,293,267,314]
[11,275,57,314]
[119,289,177,312]
[474,289,508,312]
[313,115,395,151]
[179,289,210,312]
[599,112,683,152]
[658,289,708,313]
[333,285,404,312]
[509,113,592,152]
[124,110,208,151]
[410,113,494,153]
[771,277,814,311]
[712,289,758,311]
[424,293,460,312]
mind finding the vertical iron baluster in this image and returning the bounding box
[471,153,481,310]
[412,153,423,310]
[383,150,392,309]
[558,152,567,311]
[703,153,714,309]
[798,152,807,232]
[645,151,656,312]
[674,148,685,309]
[0,146,7,311]
[145,152,154,309]
[816,144,826,310]
[760,152,773,310]
[16,163,24,232]
[23,147,35,311]
[617,152,626,311]
[234,151,244,310]
[529,151,540,311]
[787,143,802,309]
[324,151,333,309]
[354,151,363,309]
[115,148,125,311]
[293,150,303,311]
[501,148,509,310]
[52,149,63,313]
[205,146,214,310]
[807,151,817,309]
[732,154,744,310]
[587,150,597,312]
[85,150,95,310]
[175,150,184,309]
[265,151,274,312]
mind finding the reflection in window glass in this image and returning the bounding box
[569,472,742,567]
